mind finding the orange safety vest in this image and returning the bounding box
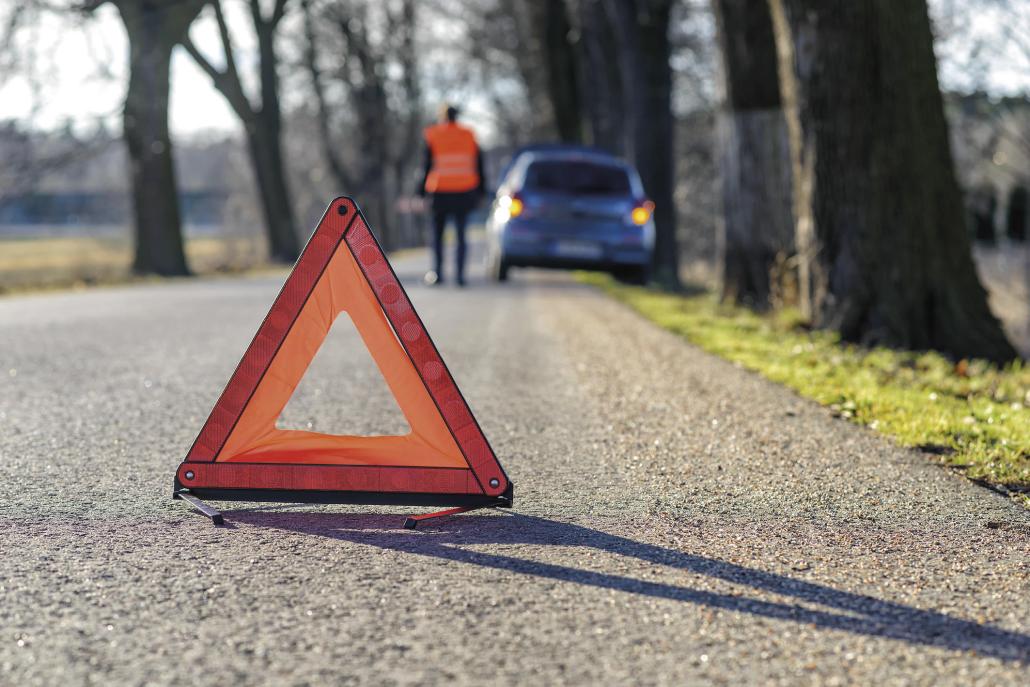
[423,122,480,194]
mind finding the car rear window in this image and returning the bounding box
[522,160,631,196]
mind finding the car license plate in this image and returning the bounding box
[554,240,603,259]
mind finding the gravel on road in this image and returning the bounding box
[1,250,1028,686]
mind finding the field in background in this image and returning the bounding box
[0,219,466,295]
[2,231,1027,356]
[0,233,267,294]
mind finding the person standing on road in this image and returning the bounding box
[420,104,486,287]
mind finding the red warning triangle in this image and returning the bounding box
[173,197,511,514]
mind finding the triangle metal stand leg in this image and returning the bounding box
[403,505,485,530]
[175,491,225,526]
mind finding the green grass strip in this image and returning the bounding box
[580,273,1030,506]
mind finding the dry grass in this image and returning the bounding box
[0,236,268,294]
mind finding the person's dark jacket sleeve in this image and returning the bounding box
[476,148,486,197]
[419,143,432,197]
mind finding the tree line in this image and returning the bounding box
[76,0,422,275]
[711,0,1015,361]
[473,0,1017,361]
[3,0,1019,361]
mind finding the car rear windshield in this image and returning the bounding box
[523,160,632,196]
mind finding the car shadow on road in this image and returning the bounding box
[228,509,1029,662]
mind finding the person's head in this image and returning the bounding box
[440,103,459,123]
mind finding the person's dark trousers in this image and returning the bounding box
[430,191,474,284]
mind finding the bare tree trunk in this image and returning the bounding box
[300,0,353,190]
[568,0,627,153]
[1006,186,1027,242]
[713,0,793,308]
[339,6,392,246]
[244,125,296,261]
[392,0,422,247]
[251,10,300,261]
[300,1,400,247]
[638,6,679,287]
[507,0,559,140]
[770,0,1016,361]
[182,0,299,264]
[113,0,204,276]
[526,0,582,142]
[603,0,640,161]
[546,2,582,142]
[605,0,680,287]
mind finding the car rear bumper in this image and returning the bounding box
[504,255,649,273]
[501,233,651,268]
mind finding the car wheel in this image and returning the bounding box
[491,252,510,282]
[496,259,510,282]
[614,266,648,285]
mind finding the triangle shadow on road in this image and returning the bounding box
[226,511,1030,663]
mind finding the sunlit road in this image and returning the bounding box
[1,243,1028,685]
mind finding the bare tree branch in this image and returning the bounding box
[211,0,244,92]
[180,1,255,121]
[299,0,354,188]
[270,0,289,27]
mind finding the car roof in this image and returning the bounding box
[522,150,630,168]
[511,143,621,159]
[498,143,630,184]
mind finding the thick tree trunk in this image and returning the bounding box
[541,1,582,143]
[1005,186,1026,242]
[603,0,641,162]
[253,18,300,262]
[348,13,393,247]
[602,0,679,286]
[357,78,392,248]
[392,0,422,223]
[626,0,680,287]
[245,124,298,262]
[509,0,559,140]
[770,0,1016,361]
[115,0,203,276]
[509,0,582,143]
[717,111,793,306]
[713,0,793,308]
[124,42,187,276]
[182,0,299,263]
[300,0,353,190]
[570,0,628,154]
[301,0,405,248]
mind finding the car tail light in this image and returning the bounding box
[509,194,525,218]
[499,193,525,219]
[629,200,654,226]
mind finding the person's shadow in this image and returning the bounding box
[229,510,1030,663]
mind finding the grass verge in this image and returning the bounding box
[580,273,1030,506]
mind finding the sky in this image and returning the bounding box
[0,3,244,137]
[0,1,1028,140]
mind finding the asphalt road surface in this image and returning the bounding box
[2,245,1029,686]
